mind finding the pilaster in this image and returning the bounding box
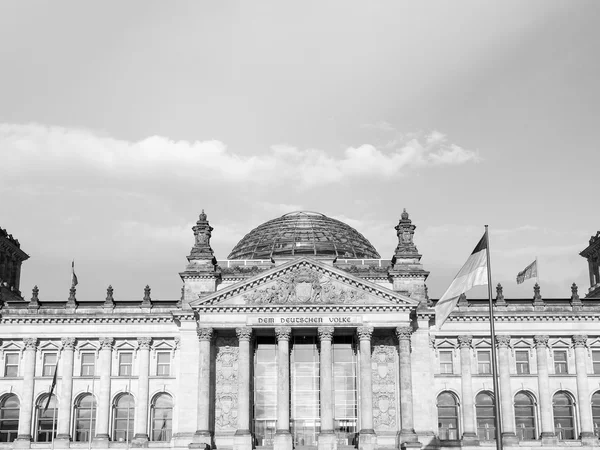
[273,327,293,450]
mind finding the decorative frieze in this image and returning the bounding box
[371,333,398,431]
[215,335,239,432]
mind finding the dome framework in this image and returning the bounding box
[228,211,381,260]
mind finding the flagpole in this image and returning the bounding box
[88,372,96,450]
[485,225,503,450]
[536,256,539,285]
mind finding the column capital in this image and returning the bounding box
[357,326,374,341]
[197,327,213,341]
[23,337,38,350]
[534,335,549,348]
[137,337,153,349]
[318,326,334,341]
[457,335,473,348]
[572,334,588,348]
[396,326,413,341]
[99,337,114,349]
[275,326,292,341]
[236,327,253,342]
[61,337,76,350]
[496,335,511,348]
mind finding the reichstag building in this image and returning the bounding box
[0,211,599,450]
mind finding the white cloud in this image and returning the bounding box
[0,123,479,190]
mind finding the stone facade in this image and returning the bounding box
[0,215,599,450]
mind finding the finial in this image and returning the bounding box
[199,209,207,221]
[495,283,506,307]
[106,285,114,301]
[67,285,77,307]
[571,282,582,309]
[571,282,579,298]
[401,208,409,220]
[533,282,541,299]
[143,285,151,303]
[32,285,39,301]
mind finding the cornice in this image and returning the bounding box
[0,315,175,325]
[445,311,600,323]
[196,304,410,314]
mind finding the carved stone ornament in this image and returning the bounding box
[23,338,38,350]
[534,335,549,348]
[495,335,511,348]
[395,326,413,341]
[61,337,76,350]
[243,268,367,305]
[572,334,588,348]
[235,327,252,342]
[318,326,334,341]
[371,336,398,431]
[215,336,239,431]
[99,337,114,349]
[357,326,374,341]
[197,327,213,341]
[137,337,152,349]
[275,327,291,341]
[174,337,181,350]
[458,335,473,348]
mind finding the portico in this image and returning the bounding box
[184,258,423,450]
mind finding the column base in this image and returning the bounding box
[92,435,111,448]
[274,431,293,450]
[132,433,149,447]
[233,432,252,450]
[13,436,31,449]
[401,442,422,450]
[398,428,420,444]
[359,430,377,450]
[189,430,212,449]
[581,432,600,446]
[501,432,519,446]
[318,431,337,450]
[461,432,479,446]
[540,432,558,446]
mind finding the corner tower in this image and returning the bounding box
[388,209,430,304]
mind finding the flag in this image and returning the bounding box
[516,259,537,284]
[435,232,488,328]
[71,260,78,288]
[43,364,58,413]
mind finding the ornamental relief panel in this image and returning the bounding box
[215,335,239,432]
[243,268,367,305]
[371,334,398,431]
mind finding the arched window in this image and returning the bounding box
[437,392,459,440]
[476,392,496,440]
[112,393,134,442]
[74,394,97,442]
[553,391,576,440]
[151,393,173,441]
[36,394,57,442]
[0,394,20,442]
[514,391,537,440]
[592,392,600,438]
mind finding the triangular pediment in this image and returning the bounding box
[190,257,418,310]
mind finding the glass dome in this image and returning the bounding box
[228,211,380,260]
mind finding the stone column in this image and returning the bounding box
[56,338,76,442]
[94,337,114,444]
[458,335,477,442]
[134,337,152,443]
[16,338,37,442]
[318,326,335,450]
[396,327,420,449]
[573,334,598,445]
[234,327,253,450]
[534,335,556,443]
[357,326,377,450]
[273,327,292,450]
[496,335,517,445]
[192,327,213,448]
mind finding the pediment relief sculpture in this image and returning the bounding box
[243,268,367,305]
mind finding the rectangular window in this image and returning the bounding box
[477,351,491,374]
[42,353,57,377]
[516,351,530,375]
[554,350,568,374]
[81,352,95,376]
[592,351,600,375]
[156,352,170,376]
[118,352,133,376]
[439,351,454,374]
[4,353,19,377]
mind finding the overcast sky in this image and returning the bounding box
[1,1,598,302]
